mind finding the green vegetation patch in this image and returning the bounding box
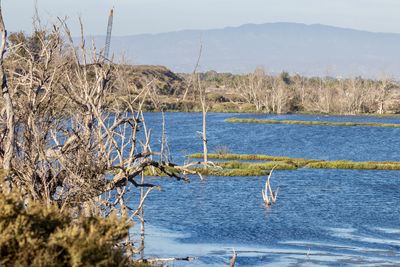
[190,153,291,161]
[143,165,267,177]
[215,161,298,170]
[190,153,400,171]
[0,192,143,267]
[305,161,400,170]
[142,154,400,178]
[191,153,319,166]
[192,167,267,176]
[224,118,400,128]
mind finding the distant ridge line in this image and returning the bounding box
[86,22,400,78]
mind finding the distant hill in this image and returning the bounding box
[90,22,400,78]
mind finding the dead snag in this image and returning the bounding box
[228,248,237,267]
[262,166,279,206]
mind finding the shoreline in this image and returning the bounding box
[139,108,400,118]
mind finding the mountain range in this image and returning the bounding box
[90,22,400,78]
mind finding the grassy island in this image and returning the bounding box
[190,153,400,171]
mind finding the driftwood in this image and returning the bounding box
[143,257,196,263]
[262,166,279,206]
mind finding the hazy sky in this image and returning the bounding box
[3,0,400,36]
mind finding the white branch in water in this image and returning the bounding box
[229,248,237,267]
[262,166,278,206]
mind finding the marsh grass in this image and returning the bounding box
[143,165,267,177]
[192,167,267,176]
[191,153,319,165]
[190,153,292,161]
[305,161,400,170]
[215,161,298,170]
[225,118,400,128]
[191,153,400,171]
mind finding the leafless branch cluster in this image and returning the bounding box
[232,67,398,114]
[0,6,196,260]
[234,68,293,113]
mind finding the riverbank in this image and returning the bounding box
[105,65,400,116]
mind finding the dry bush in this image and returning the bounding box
[199,69,400,114]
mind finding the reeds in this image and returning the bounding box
[143,165,268,177]
[215,161,298,170]
[191,153,400,171]
[306,161,400,170]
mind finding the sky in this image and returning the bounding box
[3,0,400,36]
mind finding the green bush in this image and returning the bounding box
[0,192,139,267]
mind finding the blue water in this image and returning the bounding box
[131,113,400,266]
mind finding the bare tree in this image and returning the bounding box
[182,44,202,101]
[184,43,209,165]
[0,6,199,261]
[160,110,171,163]
[196,73,209,164]
[377,77,394,114]
[234,68,267,111]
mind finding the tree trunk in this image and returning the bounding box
[0,5,14,173]
[202,105,208,164]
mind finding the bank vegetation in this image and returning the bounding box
[108,67,400,115]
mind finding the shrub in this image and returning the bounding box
[0,192,138,267]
